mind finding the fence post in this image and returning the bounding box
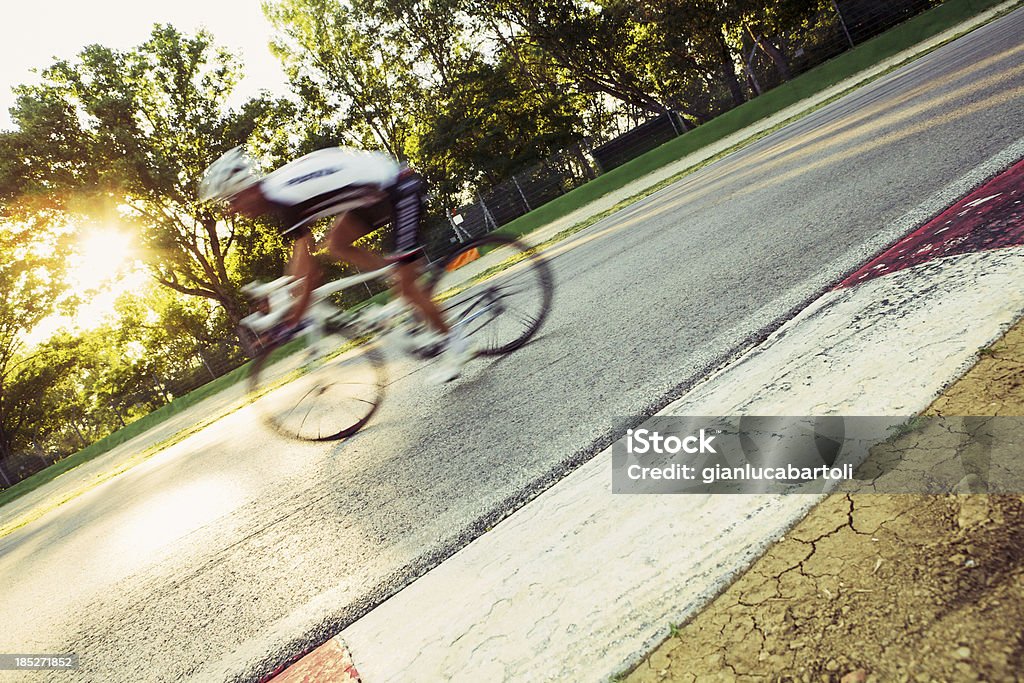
[744,45,762,96]
[0,459,12,489]
[478,192,498,231]
[832,0,856,48]
[449,213,472,243]
[511,175,532,213]
[667,110,681,136]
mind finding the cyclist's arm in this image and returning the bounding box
[286,233,320,328]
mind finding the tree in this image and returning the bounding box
[266,0,592,205]
[20,332,104,455]
[0,221,70,484]
[265,0,422,157]
[358,0,475,92]
[110,286,248,399]
[409,55,586,201]
[478,0,677,118]
[1,25,292,328]
[730,0,821,82]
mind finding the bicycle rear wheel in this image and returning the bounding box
[429,234,553,356]
[248,321,385,441]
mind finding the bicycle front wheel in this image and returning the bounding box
[248,322,385,441]
[430,234,553,356]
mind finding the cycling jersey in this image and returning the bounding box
[258,147,424,256]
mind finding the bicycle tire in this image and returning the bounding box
[248,319,386,441]
[428,234,553,356]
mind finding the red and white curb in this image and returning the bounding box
[268,144,1024,682]
[263,637,361,683]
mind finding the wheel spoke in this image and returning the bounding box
[505,301,541,330]
[434,235,552,357]
[341,395,380,407]
[253,327,385,441]
[295,400,319,439]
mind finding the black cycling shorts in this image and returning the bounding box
[348,169,425,262]
[274,168,425,263]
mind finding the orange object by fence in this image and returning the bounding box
[445,247,481,271]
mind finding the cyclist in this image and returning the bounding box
[199,146,468,382]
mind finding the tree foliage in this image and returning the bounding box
[1,25,291,326]
[0,221,71,481]
[266,0,422,156]
[411,55,586,200]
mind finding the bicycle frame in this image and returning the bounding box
[239,263,446,359]
[240,233,537,364]
[244,233,552,441]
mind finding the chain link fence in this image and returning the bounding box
[743,0,940,94]
[590,113,690,173]
[835,0,942,44]
[422,145,600,258]
[422,0,946,254]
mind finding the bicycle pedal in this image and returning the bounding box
[416,342,446,358]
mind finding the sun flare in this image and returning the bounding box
[71,228,136,291]
[59,226,151,334]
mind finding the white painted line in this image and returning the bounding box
[963,193,1003,207]
[340,248,1024,682]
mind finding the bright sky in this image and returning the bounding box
[0,0,289,130]
[24,228,151,346]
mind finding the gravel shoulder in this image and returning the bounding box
[624,320,1024,682]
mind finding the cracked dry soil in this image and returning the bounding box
[625,321,1024,683]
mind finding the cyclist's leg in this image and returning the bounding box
[395,261,448,334]
[389,170,450,335]
[326,212,389,272]
[325,206,449,334]
[284,233,321,328]
[388,171,470,381]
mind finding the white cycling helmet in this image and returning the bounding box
[199,146,259,202]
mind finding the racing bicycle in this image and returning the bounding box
[238,234,553,441]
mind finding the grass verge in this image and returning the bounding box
[492,0,1011,242]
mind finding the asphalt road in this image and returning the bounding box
[1,9,1022,682]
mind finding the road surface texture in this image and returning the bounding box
[1,8,1022,681]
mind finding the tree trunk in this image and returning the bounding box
[572,142,598,181]
[110,403,127,429]
[0,438,15,489]
[665,96,706,128]
[717,34,747,108]
[71,421,88,449]
[757,36,792,81]
[150,374,172,404]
